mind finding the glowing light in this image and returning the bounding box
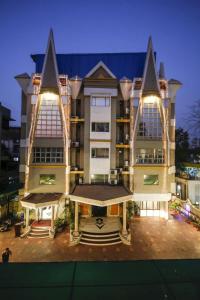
[185,204,190,212]
[42,92,58,101]
[143,95,160,103]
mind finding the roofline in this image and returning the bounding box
[31,51,149,62]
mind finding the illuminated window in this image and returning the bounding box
[35,95,62,137]
[91,174,108,184]
[91,96,110,106]
[91,122,109,132]
[33,148,63,163]
[137,102,162,139]
[144,175,159,185]
[39,174,55,185]
[91,148,109,158]
[136,149,164,164]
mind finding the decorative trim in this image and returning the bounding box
[30,164,66,168]
[70,195,132,207]
[134,193,171,201]
[84,87,118,96]
[90,139,111,142]
[85,61,116,79]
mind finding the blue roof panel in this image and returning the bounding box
[31,53,147,79]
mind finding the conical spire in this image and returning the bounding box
[142,36,160,97]
[159,62,165,79]
[40,29,59,93]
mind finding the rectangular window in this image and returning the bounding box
[91,174,108,184]
[33,148,63,163]
[91,122,109,132]
[144,175,159,185]
[136,149,164,164]
[39,174,55,185]
[91,96,110,107]
[91,148,109,158]
[35,96,63,137]
[137,102,162,139]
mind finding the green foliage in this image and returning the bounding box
[176,128,190,166]
[170,199,181,211]
[133,202,140,216]
[127,201,134,220]
[69,201,75,230]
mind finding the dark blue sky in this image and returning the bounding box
[0,0,200,128]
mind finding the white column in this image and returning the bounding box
[36,208,39,221]
[165,201,169,220]
[25,208,29,228]
[51,206,55,229]
[74,202,79,236]
[122,202,127,235]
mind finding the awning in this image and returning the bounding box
[21,193,63,209]
[70,184,133,206]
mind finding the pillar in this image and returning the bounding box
[36,208,39,222]
[74,202,79,236]
[165,201,169,220]
[25,208,29,228]
[122,202,127,235]
[51,206,55,230]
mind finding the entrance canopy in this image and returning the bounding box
[70,184,132,206]
[21,193,63,209]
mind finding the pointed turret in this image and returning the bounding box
[142,36,160,97]
[40,29,59,93]
[159,62,165,79]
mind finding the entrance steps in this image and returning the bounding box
[80,230,122,246]
[28,226,50,239]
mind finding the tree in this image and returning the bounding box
[175,128,190,166]
[187,99,200,138]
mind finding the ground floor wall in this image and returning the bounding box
[79,203,121,218]
[136,200,168,219]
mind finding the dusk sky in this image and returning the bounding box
[0,0,200,129]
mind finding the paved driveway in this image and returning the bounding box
[1,214,200,262]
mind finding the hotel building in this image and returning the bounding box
[16,31,181,245]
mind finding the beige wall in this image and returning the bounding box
[133,166,169,194]
[28,167,66,193]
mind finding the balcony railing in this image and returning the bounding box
[136,155,164,164]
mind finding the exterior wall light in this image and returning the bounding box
[42,92,58,101]
[120,77,132,101]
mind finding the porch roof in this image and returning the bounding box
[21,193,63,209]
[70,184,132,206]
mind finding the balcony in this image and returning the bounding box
[70,115,84,123]
[70,166,84,174]
[116,115,130,123]
[135,156,164,164]
[116,140,130,149]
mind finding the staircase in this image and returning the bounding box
[80,230,122,246]
[28,226,50,239]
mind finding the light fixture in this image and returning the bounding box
[42,92,58,101]
[70,76,82,100]
[120,77,132,101]
[143,95,160,103]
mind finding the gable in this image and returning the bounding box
[87,66,114,79]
